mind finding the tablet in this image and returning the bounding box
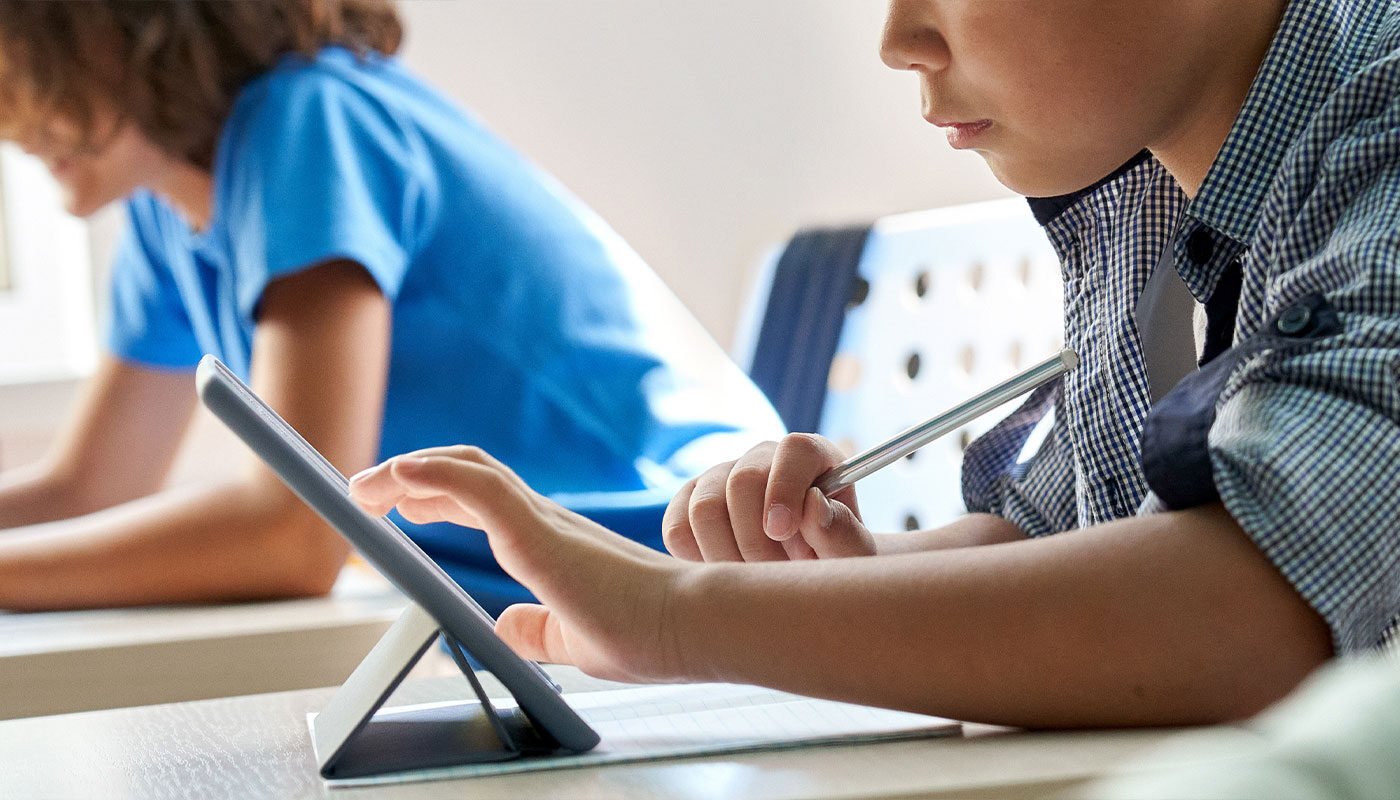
[195,355,600,758]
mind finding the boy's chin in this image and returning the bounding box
[985,154,1137,200]
[986,161,1078,200]
[58,188,110,220]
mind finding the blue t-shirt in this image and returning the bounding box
[106,47,783,614]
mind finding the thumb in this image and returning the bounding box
[797,487,874,558]
[495,603,573,666]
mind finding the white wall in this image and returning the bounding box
[397,0,1012,345]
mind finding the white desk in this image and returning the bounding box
[0,566,406,720]
[0,666,1256,800]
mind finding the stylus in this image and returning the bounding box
[813,348,1079,495]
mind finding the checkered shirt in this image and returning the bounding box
[961,0,1400,653]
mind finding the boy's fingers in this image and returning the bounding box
[350,454,508,528]
[662,480,703,560]
[496,604,573,666]
[393,444,508,469]
[830,485,863,523]
[352,445,517,491]
[395,494,477,528]
[726,444,787,561]
[797,487,874,559]
[348,459,390,486]
[764,434,842,540]
[688,463,745,562]
[779,535,819,560]
[347,461,407,515]
[348,446,493,501]
[386,456,515,531]
[350,493,401,518]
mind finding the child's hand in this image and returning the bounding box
[348,446,692,684]
[662,434,875,562]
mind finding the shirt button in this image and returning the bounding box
[1277,304,1312,335]
[1186,228,1215,264]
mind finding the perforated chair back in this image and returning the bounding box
[737,199,1062,533]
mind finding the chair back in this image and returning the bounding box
[738,199,1062,532]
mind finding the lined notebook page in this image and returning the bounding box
[576,683,952,751]
[322,683,959,787]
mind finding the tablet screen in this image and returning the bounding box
[208,357,499,630]
[195,355,598,755]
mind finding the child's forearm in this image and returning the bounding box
[0,462,91,529]
[872,512,1027,554]
[346,448,1331,728]
[674,504,1330,727]
[0,478,349,610]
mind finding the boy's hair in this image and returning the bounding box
[0,0,403,170]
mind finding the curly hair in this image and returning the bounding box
[0,0,403,170]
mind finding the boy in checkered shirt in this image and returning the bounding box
[352,0,1400,727]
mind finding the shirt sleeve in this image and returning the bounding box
[104,197,204,370]
[1210,125,1400,653]
[217,63,429,321]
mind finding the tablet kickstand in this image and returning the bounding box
[443,634,558,757]
[308,603,556,779]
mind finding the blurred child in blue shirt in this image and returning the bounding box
[0,0,781,614]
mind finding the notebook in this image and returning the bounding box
[314,681,960,787]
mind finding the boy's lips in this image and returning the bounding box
[929,119,993,149]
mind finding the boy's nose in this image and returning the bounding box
[880,1,950,73]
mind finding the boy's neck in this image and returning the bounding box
[1149,0,1288,199]
[151,161,215,232]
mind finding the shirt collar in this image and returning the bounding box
[1188,0,1389,246]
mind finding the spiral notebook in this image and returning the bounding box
[315,682,960,787]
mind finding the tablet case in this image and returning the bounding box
[309,604,560,778]
[195,356,600,779]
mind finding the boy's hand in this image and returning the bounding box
[662,433,875,562]
[349,446,691,684]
